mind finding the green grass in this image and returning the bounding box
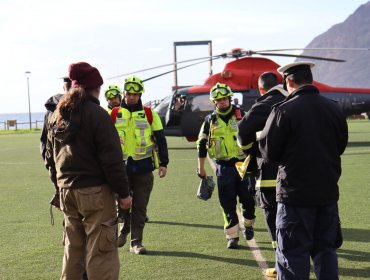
[0,121,369,279]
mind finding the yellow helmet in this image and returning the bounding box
[104,85,121,100]
[124,75,145,94]
[210,83,233,101]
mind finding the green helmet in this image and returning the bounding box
[105,85,122,100]
[210,83,233,101]
[124,75,145,94]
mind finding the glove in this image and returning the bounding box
[197,176,215,201]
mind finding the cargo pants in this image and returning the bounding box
[60,184,120,280]
[216,164,256,239]
[276,202,342,280]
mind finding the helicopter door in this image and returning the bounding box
[180,93,214,138]
[166,93,186,127]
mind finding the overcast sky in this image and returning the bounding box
[0,0,367,113]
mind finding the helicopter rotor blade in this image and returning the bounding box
[107,47,349,81]
[143,58,217,82]
[107,55,222,80]
[252,52,346,62]
[254,48,370,52]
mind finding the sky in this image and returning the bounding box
[0,0,368,113]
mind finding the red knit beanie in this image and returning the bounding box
[68,62,103,89]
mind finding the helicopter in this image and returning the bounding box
[109,43,370,142]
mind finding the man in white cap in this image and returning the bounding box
[237,72,288,278]
[258,61,348,279]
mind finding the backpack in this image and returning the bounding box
[110,106,153,125]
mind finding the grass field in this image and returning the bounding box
[0,121,369,280]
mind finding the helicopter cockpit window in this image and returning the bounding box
[232,92,243,107]
[171,94,186,111]
[190,94,215,112]
[154,95,171,113]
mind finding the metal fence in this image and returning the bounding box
[0,120,44,130]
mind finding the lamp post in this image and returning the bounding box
[24,71,32,130]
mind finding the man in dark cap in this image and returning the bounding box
[237,72,288,278]
[45,62,132,280]
[258,61,348,279]
[40,77,71,160]
[40,77,72,212]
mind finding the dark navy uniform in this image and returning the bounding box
[238,85,288,249]
[259,84,348,279]
[198,106,256,241]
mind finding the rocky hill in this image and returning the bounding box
[298,1,370,88]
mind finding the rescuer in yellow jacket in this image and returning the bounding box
[105,85,125,151]
[108,75,169,255]
[197,83,256,249]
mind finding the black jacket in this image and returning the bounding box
[40,94,64,160]
[238,86,288,187]
[259,85,348,206]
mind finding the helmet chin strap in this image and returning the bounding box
[215,104,232,116]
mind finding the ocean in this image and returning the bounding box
[0,112,45,130]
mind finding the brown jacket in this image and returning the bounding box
[45,96,130,198]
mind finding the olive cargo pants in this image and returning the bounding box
[119,172,154,246]
[60,185,120,280]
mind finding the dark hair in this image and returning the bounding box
[258,72,278,91]
[55,86,87,127]
[288,70,313,85]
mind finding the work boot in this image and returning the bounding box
[130,244,147,255]
[265,267,277,278]
[243,226,254,240]
[227,237,239,249]
[118,232,128,248]
[243,219,255,240]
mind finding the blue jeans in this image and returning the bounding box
[276,202,342,280]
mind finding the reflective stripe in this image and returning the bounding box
[215,140,221,159]
[256,131,262,140]
[238,141,253,150]
[131,145,153,160]
[244,218,255,227]
[225,224,239,239]
[136,123,148,129]
[256,179,276,188]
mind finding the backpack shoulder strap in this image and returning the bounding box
[143,106,153,125]
[111,107,120,124]
[234,107,242,120]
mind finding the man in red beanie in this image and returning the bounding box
[45,62,132,280]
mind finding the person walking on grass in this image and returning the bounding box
[197,82,256,249]
[45,62,132,280]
